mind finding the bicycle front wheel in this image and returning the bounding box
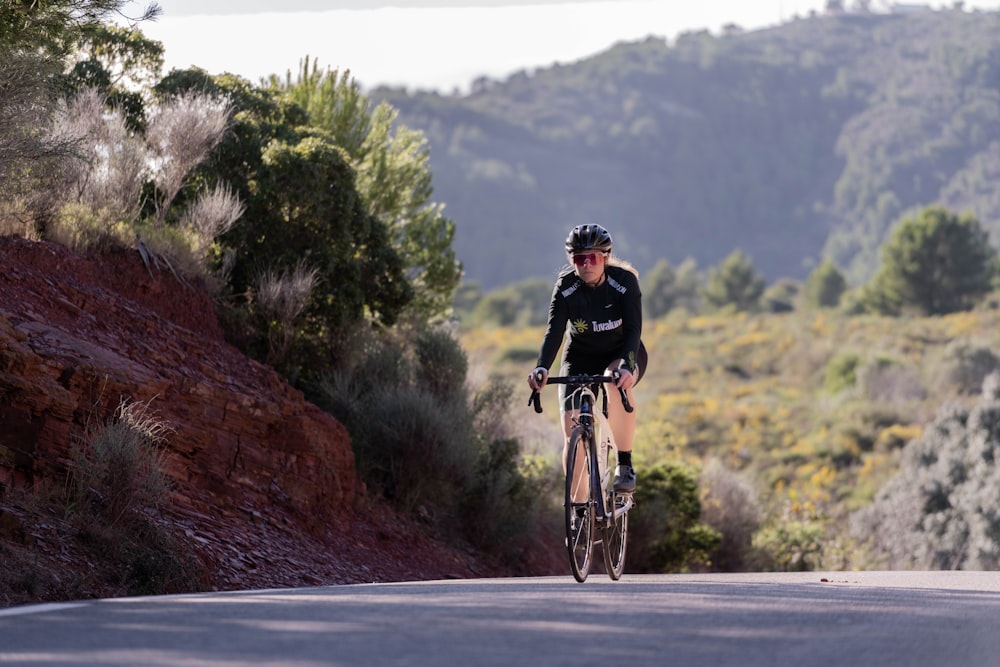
[564,426,595,582]
[602,492,629,580]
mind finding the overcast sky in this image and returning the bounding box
[129,1,1000,93]
[147,0,707,12]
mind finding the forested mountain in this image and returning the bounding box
[372,8,1000,291]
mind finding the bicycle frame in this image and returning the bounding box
[572,382,634,523]
[529,372,635,581]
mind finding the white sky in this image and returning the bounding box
[129,0,1000,93]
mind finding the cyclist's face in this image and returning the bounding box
[571,251,606,281]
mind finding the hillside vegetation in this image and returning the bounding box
[6,1,1000,598]
[374,8,1000,290]
[464,299,1000,570]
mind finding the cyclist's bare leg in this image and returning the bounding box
[607,385,636,453]
[561,409,576,467]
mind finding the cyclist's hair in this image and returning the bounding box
[609,256,639,279]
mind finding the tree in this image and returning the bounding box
[864,206,995,316]
[804,259,847,309]
[642,258,677,319]
[672,258,702,313]
[761,278,799,313]
[58,24,165,132]
[0,1,159,215]
[0,1,159,57]
[252,135,411,331]
[701,250,766,312]
[0,51,68,202]
[271,60,462,323]
[154,69,412,377]
[469,278,552,327]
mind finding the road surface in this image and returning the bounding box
[2,571,999,666]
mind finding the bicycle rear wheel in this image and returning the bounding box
[564,426,595,582]
[602,492,629,580]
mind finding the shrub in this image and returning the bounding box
[358,386,477,515]
[761,279,800,313]
[851,372,1000,569]
[699,459,762,571]
[251,260,318,366]
[824,352,861,394]
[856,356,925,405]
[627,462,721,572]
[752,517,825,572]
[66,398,205,596]
[933,340,1000,395]
[495,345,538,365]
[461,379,561,561]
[414,326,468,400]
[70,399,171,525]
[314,331,561,571]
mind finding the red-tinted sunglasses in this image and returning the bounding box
[572,252,604,266]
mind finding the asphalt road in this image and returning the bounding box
[2,571,999,666]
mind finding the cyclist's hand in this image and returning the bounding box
[614,367,635,391]
[528,366,548,391]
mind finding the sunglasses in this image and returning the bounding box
[572,252,604,266]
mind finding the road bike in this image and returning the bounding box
[529,372,635,582]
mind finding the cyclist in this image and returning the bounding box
[527,223,646,492]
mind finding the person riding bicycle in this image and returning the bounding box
[527,223,646,493]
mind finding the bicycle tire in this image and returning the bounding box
[564,426,595,582]
[602,491,629,580]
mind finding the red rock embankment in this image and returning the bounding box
[0,237,354,536]
[0,237,512,595]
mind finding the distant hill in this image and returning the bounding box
[372,8,1000,290]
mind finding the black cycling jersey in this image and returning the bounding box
[536,264,643,378]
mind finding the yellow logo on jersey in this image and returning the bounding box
[573,319,589,333]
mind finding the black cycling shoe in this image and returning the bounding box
[613,464,636,493]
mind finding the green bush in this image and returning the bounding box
[752,518,824,572]
[314,332,561,571]
[462,379,561,562]
[804,259,847,309]
[414,327,468,400]
[627,462,721,572]
[824,352,861,394]
[359,386,477,515]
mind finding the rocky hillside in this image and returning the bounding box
[0,237,510,606]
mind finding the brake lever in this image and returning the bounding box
[528,369,544,413]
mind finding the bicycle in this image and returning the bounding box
[529,372,635,582]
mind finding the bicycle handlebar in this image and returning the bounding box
[528,372,634,414]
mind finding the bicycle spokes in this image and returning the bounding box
[565,428,594,582]
[602,492,630,580]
